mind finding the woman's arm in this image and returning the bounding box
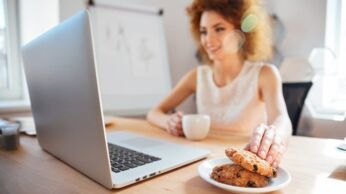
[260,64,292,140]
[248,64,292,167]
[147,68,197,134]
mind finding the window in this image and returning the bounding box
[308,0,346,119]
[0,0,7,89]
[0,0,59,109]
[324,0,346,112]
[0,0,22,100]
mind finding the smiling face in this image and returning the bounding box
[199,11,244,61]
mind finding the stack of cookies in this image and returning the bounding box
[211,148,277,188]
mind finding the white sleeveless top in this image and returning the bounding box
[196,61,267,136]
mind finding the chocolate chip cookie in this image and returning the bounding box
[225,148,277,177]
[211,164,270,187]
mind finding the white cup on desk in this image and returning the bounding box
[182,114,211,141]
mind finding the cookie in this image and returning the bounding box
[211,164,269,187]
[225,148,277,177]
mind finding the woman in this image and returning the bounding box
[147,0,292,168]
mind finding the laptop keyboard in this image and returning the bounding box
[108,143,161,173]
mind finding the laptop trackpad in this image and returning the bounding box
[120,137,163,149]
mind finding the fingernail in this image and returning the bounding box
[252,145,258,152]
[267,156,273,163]
[273,161,278,167]
[259,151,266,158]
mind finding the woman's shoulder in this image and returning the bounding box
[181,65,210,80]
[258,63,281,88]
[259,63,280,79]
[196,64,212,76]
[245,61,275,68]
[181,65,211,90]
[245,61,279,76]
[179,67,197,82]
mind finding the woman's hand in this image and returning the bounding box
[245,124,285,168]
[166,111,185,137]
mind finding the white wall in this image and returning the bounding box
[20,0,59,45]
[59,0,87,21]
[264,0,327,59]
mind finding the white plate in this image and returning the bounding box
[198,157,291,193]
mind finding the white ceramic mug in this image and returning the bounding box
[182,114,211,141]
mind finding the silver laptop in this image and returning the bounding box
[21,10,209,189]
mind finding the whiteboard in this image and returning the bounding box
[90,1,171,115]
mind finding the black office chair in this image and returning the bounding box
[282,82,313,136]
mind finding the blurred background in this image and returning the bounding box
[1,0,346,139]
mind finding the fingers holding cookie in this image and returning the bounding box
[267,135,285,167]
[249,124,266,153]
[248,125,286,167]
[257,126,275,160]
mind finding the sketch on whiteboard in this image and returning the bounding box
[131,37,157,77]
[99,17,161,78]
[103,19,133,67]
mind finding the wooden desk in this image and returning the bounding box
[0,117,345,194]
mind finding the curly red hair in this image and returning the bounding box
[186,0,272,64]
